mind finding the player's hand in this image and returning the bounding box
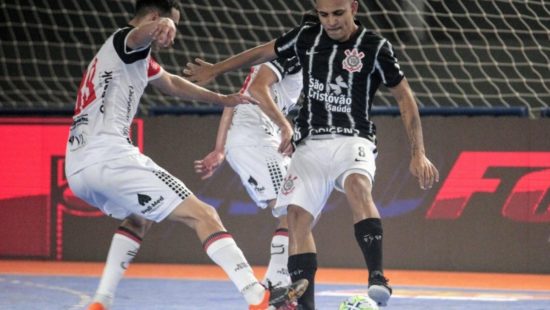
[183,58,215,86]
[410,154,439,190]
[151,18,176,48]
[278,124,294,156]
[194,150,225,180]
[219,93,259,107]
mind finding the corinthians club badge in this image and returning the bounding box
[281,174,298,195]
[342,48,365,73]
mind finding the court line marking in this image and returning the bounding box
[0,276,91,309]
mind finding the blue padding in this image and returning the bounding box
[371,106,528,117]
[541,108,550,118]
[0,106,530,117]
[0,107,74,116]
[147,106,223,116]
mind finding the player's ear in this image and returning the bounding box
[351,0,359,15]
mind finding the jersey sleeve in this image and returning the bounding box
[282,56,302,76]
[274,26,301,59]
[264,59,285,82]
[375,40,405,88]
[112,26,151,64]
[265,57,302,82]
[147,57,164,81]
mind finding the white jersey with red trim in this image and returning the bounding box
[65,26,163,176]
[226,58,303,149]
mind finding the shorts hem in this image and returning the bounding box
[148,195,187,223]
[335,168,374,192]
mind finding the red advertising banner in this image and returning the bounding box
[0,118,142,259]
[428,152,550,222]
[1,116,548,273]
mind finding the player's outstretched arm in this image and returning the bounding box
[194,150,225,180]
[247,64,294,155]
[390,78,440,190]
[194,107,234,179]
[183,40,278,85]
[150,71,259,107]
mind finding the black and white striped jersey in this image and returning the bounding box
[274,21,404,145]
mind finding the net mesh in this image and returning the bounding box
[1,0,548,116]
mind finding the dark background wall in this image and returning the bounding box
[2,116,548,274]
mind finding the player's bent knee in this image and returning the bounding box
[344,173,373,193]
[168,196,222,227]
[195,202,222,224]
[121,216,153,238]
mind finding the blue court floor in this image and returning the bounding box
[1,274,549,309]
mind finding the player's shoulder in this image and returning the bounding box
[111,25,151,64]
[356,27,393,51]
[292,23,322,47]
[360,26,386,43]
[112,25,133,39]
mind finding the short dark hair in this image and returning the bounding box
[135,0,181,17]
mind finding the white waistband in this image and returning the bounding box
[307,134,345,140]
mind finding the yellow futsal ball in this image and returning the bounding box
[338,295,379,310]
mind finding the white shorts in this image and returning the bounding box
[274,136,377,219]
[226,145,290,208]
[67,154,192,222]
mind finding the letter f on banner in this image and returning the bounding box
[427,152,550,222]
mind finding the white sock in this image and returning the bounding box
[264,229,290,287]
[94,231,141,305]
[205,232,266,305]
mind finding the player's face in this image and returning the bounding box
[316,0,358,42]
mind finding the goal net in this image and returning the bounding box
[1,0,548,116]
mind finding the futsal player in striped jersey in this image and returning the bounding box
[194,56,304,288]
[184,0,440,308]
[65,1,307,309]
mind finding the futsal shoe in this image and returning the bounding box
[87,293,113,310]
[367,271,392,307]
[87,302,107,310]
[249,279,309,310]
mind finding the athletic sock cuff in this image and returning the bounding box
[203,231,234,255]
[116,227,143,244]
[274,228,289,236]
[288,253,318,270]
[354,218,383,237]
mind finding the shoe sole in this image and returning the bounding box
[288,279,308,302]
[368,285,391,307]
[270,279,309,310]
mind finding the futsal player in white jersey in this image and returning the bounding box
[65,1,307,309]
[194,56,303,288]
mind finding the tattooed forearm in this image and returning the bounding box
[391,78,426,158]
[408,116,422,157]
[402,105,424,157]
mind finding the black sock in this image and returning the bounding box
[288,253,317,310]
[354,218,384,277]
